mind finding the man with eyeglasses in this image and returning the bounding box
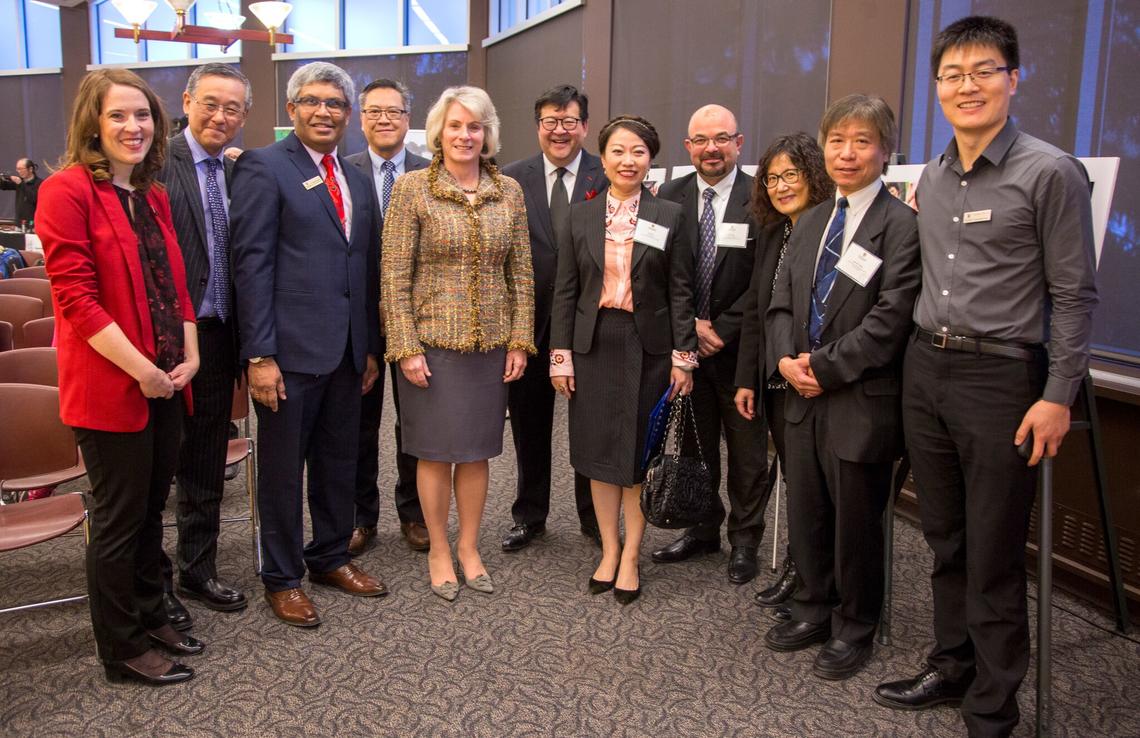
[500,85,605,552]
[1,157,41,229]
[156,63,253,629]
[230,62,387,628]
[651,104,766,584]
[874,17,1097,736]
[344,79,430,557]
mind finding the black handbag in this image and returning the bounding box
[641,395,716,529]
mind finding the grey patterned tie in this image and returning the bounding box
[204,158,230,321]
[381,159,396,216]
[695,187,717,319]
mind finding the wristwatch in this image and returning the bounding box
[248,356,268,365]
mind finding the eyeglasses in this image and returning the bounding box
[293,96,350,114]
[538,116,581,131]
[686,133,740,148]
[362,107,408,121]
[763,169,802,188]
[193,97,245,120]
[935,66,1010,87]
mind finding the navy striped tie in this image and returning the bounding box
[809,196,848,348]
[204,158,230,321]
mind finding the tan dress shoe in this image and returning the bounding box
[347,526,376,556]
[264,588,321,627]
[310,562,388,597]
[400,521,430,551]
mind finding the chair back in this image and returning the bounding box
[0,279,52,317]
[231,376,249,421]
[0,384,79,488]
[0,348,58,386]
[0,294,42,347]
[11,265,46,279]
[21,316,54,348]
[16,250,43,267]
[0,321,11,353]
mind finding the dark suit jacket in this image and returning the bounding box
[765,186,921,463]
[1,174,41,224]
[501,151,606,348]
[230,132,381,375]
[344,147,430,232]
[551,186,697,356]
[734,219,787,390]
[657,169,757,384]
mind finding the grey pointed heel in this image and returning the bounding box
[459,566,494,594]
[431,580,459,601]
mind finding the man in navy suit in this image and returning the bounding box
[230,62,387,627]
[344,78,431,556]
[157,63,251,628]
[500,85,604,552]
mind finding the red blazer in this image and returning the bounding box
[37,166,196,432]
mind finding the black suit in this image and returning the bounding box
[500,152,606,529]
[658,171,767,548]
[156,131,237,587]
[345,147,429,529]
[0,173,41,225]
[766,185,920,646]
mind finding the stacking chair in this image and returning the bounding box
[20,316,54,348]
[16,250,43,267]
[0,321,11,352]
[225,381,261,574]
[0,278,52,317]
[0,347,59,386]
[0,384,86,505]
[12,265,47,279]
[0,493,89,614]
[0,294,43,348]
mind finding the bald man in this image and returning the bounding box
[652,105,767,583]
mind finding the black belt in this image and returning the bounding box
[914,328,1042,362]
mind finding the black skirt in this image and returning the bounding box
[568,309,671,486]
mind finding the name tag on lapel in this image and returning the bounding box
[835,242,882,287]
[963,209,992,224]
[302,175,323,191]
[717,222,749,248]
[634,219,670,250]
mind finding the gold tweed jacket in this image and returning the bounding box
[382,157,536,362]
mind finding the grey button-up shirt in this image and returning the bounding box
[913,119,1098,406]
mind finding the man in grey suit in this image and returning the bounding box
[653,104,767,584]
[500,85,604,552]
[157,63,252,627]
[345,78,431,556]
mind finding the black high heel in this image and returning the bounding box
[588,574,615,595]
[613,563,641,605]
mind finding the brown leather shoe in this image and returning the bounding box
[347,526,375,557]
[400,521,430,551]
[310,562,388,597]
[264,588,321,627]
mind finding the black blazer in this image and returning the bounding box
[765,186,921,463]
[501,151,607,348]
[344,147,430,231]
[551,186,697,356]
[734,219,788,390]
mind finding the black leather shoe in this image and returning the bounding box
[148,629,206,656]
[104,657,194,686]
[764,619,831,652]
[580,521,602,548]
[813,638,873,680]
[754,557,797,607]
[501,522,545,551]
[767,605,791,622]
[588,575,615,595]
[162,592,193,632]
[651,533,719,563]
[178,578,248,612]
[727,546,759,584]
[873,665,974,710]
[613,564,640,605]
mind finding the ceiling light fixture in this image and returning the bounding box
[112,0,294,50]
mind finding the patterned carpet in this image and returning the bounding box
[3,386,1139,738]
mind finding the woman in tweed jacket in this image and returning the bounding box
[382,85,535,601]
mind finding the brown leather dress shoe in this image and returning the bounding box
[310,562,388,597]
[347,526,376,557]
[400,521,430,551]
[264,588,321,627]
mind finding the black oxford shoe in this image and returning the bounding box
[727,546,759,584]
[651,533,719,563]
[764,619,831,652]
[754,557,798,607]
[813,638,873,680]
[873,665,974,711]
[501,522,546,551]
[178,578,248,612]
[767,605,791,623]
[162,592,193,632]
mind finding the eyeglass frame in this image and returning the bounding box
[685,132,741,148]
[762,168,803,189]
[538,116,582,131]
[292,96,351,114]
[934,66,1011,87]
[362,107,408,121]
[191,96,246,120]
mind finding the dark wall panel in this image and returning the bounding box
[0,74,64,222]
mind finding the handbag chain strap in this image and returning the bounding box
[664,394,706,463]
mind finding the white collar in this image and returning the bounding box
[543,149,583,179]
[695,166,738,200]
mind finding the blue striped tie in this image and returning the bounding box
[204,158,230,321]
[809,196,848,348]
[695,187,717,319]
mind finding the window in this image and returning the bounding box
[0,0,63,71]
[282,0,467,54]
[90,0,242,65]
[489,0,565,37]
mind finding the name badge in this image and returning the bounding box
[634,219,670,251]
[963,209,992,224]
[303,175,323,191]
[835,242,882,288]
[717,222,749,248]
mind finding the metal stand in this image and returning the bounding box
[1037,458,1054,738]
[877,454,911,647]
[770,457,782,572]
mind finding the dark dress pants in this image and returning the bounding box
[256,350,360,592]
[687,356,769,547]
[353,361,423,527]
[784,398,891,646]
[76,397,182,663]
[903,337,1045,738]
[507,332,595,528]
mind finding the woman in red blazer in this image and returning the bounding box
[38,69,202,686]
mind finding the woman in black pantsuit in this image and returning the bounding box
[550,115,697,604]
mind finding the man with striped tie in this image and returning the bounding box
[763,95,920,680]
[345,79,430,556]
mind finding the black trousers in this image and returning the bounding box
[76,397,182,663]
[354,362,423,527]
[784,398,891,646]
[256,350,360,592]
[507,332,595,528]
[903,336,1044,738]
[687,358,769,547]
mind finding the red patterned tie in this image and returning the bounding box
[321,153,345,227]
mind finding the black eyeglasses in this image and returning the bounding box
[293,96,350,114]
[362,107,407,121]
[763,169,802,188]
[935,66,1010,86]
[539,116,581,131]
